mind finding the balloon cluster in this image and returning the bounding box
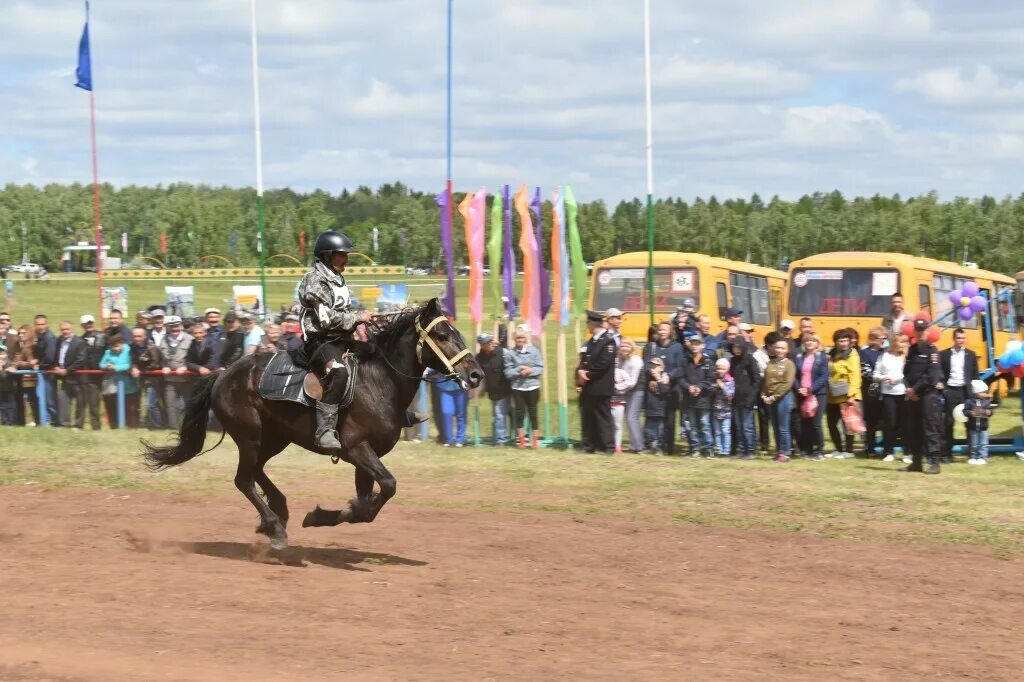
[996,339,1024,378]
[948,282,986,322]
[900,310,941,343]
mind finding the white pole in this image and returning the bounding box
[249,0,264,198]
[643,0,654,197]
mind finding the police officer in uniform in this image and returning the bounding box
[901,319,945,474]
[577,310,616,453]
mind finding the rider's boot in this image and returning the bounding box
[315,401,343,450]
[403,410,428,427]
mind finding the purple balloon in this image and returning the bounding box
[959,307,974,321]
[962,281,980,297]
[948,289,963,306]
[969,295,987,313]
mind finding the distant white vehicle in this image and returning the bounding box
[7,263,41,274]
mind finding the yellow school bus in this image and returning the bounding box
[785,252,1015,371]
[589,251,786,342]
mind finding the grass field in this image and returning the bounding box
[1,422,1022,557]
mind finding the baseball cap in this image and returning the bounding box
[477,332,494,344]
[738,322,753,332]
[971,379,988,395]
[605,307,624,318]
[150,309,165,318]
[682,298,696,309]
[204,307,222,316]
[723,307,743,318]
[79,314,95,325]
[224,311,238,323]
[165,315,183,325]
[780,319,795,330]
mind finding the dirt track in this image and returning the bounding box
[1,486,1021,681]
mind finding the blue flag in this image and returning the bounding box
[75,3,92,91]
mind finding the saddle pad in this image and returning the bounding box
[258,351,312,406]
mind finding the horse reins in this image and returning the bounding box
[377,314,471,385]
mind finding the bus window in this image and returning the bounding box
[788,268,898,317]
[716,282,728,319]
[592,267,699,313]
[918,284,932,318]
[995,284,1014,332]
[933,274,977,329]
[730,272,772,326]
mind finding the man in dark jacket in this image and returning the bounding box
[475,332,512,445]
[129,326,160,429]
[78,314,106,430]
[578,310,616,453]
[54,320,87,427]
[859,327,887,456]
[901,319,945,474]
[644,321,685,453]
[185,323,221,376]
[939,327,978,460]
[727,338,761,458]
[105,309,132,346]
[679,336,715,457]
[217,312,246,369]
[33,314,58,425]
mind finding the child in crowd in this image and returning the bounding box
[0,346,17,425]
[643,357,671,455]
[964,379,993,466]
[710,358,735,458]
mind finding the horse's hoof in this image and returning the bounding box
[270,535,288,551]
[302,511,317,528]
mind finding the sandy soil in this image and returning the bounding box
[0,486,1021,681]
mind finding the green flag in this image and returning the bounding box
[565,185,587,316]
[487,192,504,318]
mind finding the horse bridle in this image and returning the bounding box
[416,315,472,377]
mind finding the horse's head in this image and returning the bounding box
[414,298,483,390]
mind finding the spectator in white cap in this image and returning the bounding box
[778,319,797,359]
[474,332,511,446]
[148,309,167,347]
[963,379,993,465]
[604,308,624,346]
[738,322,755,348]
[159,315,193,429]
[204,308,223,341]
[77,313,106,429]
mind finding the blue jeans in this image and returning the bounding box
[146,383,165,429]
[492,396,510,444]
[440,390,468,445]
[685,407,713,454]
[968,429,989,460]
[712,416,732,455]
[644,416,664,450]
[733,407,755,456]
[769,393,794,454]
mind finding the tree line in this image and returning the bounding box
[1,182,1022,275]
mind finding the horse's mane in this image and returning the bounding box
[363,299,442,346]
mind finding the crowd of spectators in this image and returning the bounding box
[471,293,995,472]
[0,306,303,430]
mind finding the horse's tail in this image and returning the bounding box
[142,373,223,471]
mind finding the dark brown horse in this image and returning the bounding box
[143,298,482,550]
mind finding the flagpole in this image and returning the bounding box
[250,0,268,320]
[643,0,656,326]
[89,89,104,322]
[446,0,454,315]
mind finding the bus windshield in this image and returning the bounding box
[789,268,898,317]
[593,267,699,313]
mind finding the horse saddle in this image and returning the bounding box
[258,350,358,408]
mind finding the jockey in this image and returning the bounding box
[298,230,424,451]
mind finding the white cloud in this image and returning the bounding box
[781,105,892,150]
[894,65,1024,108]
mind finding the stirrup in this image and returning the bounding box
[403,410,428,427]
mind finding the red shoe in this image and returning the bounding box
[532,436,540,449]
[614,447,623,455]
[773,453,790,463]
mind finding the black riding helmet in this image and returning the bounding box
[313,230,355,265]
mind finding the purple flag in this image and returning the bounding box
[530,187,552,320]
[502,184,516,320]
[436,189,457,319]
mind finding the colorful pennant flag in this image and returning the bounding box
[502,185,516,320]
[530,187,552,320]
[468,189,486,324]
[565,185,587,316]
[551,188,570,327]
[488,191,504,318]
[436,189,457,318]
[514,184,542,335]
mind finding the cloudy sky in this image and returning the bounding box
[2,0,1023,203]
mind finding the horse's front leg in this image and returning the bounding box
[302,443,395,527]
